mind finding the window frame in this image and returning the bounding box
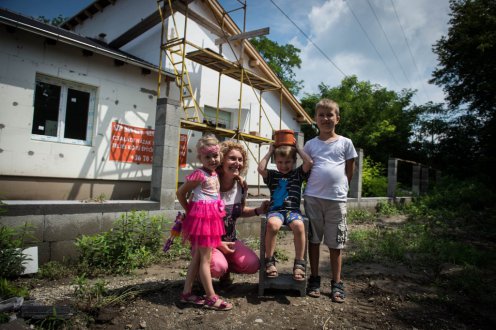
[31,74,96,146]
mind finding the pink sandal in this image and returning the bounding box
[204,295,233,311]
[179,292,205,306]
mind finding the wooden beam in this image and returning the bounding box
[108,0,194,49]
[84,10,92,18]
[249,59,259,68]
[214,27,269,45]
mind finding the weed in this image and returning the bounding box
[375,201,401,217]
[72,274,141,314]
[75,211,167,275]
[0,277,28,299]
[37,261,74,281]
[348,208,375,224]
[0,223,35,278]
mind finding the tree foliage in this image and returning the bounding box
[301,76,418,164]
[37,15,67,26]
[429,0,496,182]
[250,36,303,95]
[430,0,496,119]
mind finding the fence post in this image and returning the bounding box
[387,158,398,199]
[412,164,421,195]
[150,97,181,209]
[349,148,363,201]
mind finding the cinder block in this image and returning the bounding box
[50,240,79,263]
[45,213,100,241]
[0,215,44,243]
[100,212,124,232]
[36,242,51,265]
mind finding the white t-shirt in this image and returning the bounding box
[303,136,358,201]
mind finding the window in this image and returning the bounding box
[31,74,96,145]
[203,105,231,129]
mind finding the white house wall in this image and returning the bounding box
[63,0,303,186]
[0,28,158,182]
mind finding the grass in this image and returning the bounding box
[346,179,496,311]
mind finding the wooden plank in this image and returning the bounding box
[214,27,269,45]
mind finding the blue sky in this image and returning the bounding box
[1,0,451,105]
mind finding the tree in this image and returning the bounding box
[250,36,303,95]
[37,15,67,26]
[430,0,496,120]
[430,0,496,182]
[300,76,418,164]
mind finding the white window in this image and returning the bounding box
[31,74,96,145]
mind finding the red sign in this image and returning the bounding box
[110,122,154,164]
[179,134,188,167]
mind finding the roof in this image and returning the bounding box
[0,8,174,78]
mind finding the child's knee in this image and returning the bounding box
[290,220,305,233]
[267,217,282,232]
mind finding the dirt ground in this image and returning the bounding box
[6,220,496,330]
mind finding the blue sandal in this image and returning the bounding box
[331,280,346,303]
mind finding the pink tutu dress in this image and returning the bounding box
[181,168,226,248]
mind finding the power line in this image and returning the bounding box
[269,0,347,77]
[365,0,414,91]
[389,0,431,102]
[344,0,400,88]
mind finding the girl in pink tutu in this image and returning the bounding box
[176,134,233,311]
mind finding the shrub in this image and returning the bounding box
[0,224,34,278]
[362,157,387,197]
[75,211,166,275]
[37,261,74,280]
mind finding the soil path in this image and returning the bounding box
[19,223,495,330]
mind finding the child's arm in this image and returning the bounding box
[345,158,355,184]
[257,144,275,179]
[296,143,313,173]
[176,180,200,212]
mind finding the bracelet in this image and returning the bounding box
[254,208,259,216]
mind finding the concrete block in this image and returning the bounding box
[36,242,51,265]
[100,212,124,232]
[50,240,79,263]
[159,189,176,210]
[0,215,44,243]
[45,213,99,241]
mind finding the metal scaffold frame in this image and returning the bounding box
[156,0,284,147]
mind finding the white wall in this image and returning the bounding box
[0,28,159,181]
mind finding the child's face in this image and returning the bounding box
[315,106,340,133]
[275,155,295,174]
[199,151,221,172]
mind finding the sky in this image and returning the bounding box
[0,0,451,106]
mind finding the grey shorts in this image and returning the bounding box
[304,196,348,249]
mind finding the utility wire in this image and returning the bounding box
[389,0,431,102]
[269,0,347,77]
[365,0,414,90]
[344,0,400,88]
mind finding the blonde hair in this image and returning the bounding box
[217,140,248,177]
[196,133,220,160]
[315,98,340,117]
[274,145,296,161]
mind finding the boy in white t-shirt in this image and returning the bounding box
[303,99,358,302]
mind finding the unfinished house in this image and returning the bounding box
[0,0,313,262]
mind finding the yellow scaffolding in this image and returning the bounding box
[157,0,283,139]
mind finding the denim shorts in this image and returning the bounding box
[267,210,304,226]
